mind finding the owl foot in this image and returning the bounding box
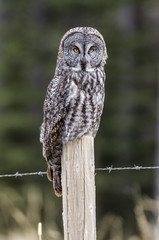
[47,164,62,197]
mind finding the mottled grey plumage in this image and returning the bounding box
[40,27,108,196]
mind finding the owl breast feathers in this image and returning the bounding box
[40,27,108,196]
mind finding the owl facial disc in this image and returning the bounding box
[62,32,105,72]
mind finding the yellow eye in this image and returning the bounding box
[73,47,79,53]
[89,47,95,53]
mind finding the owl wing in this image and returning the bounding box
[40,75,68,161]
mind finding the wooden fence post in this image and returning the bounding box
[62,135,96,240]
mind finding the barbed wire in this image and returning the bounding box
[96,165,159,173]
[0,171,47,178]
[0,165,159,178]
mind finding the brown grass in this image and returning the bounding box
[0,185,158,240]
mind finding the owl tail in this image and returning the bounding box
[47,141,63,197]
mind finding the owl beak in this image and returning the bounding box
[81,58,86,71]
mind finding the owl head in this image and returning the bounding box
[56,27,108,73]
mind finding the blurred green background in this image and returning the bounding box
[0,0,159,239]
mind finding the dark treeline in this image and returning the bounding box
[0,0,159,239]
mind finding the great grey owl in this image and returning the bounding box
[40,27,108,197]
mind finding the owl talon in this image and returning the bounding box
[47,165,53,181]
[53,179,62,197]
